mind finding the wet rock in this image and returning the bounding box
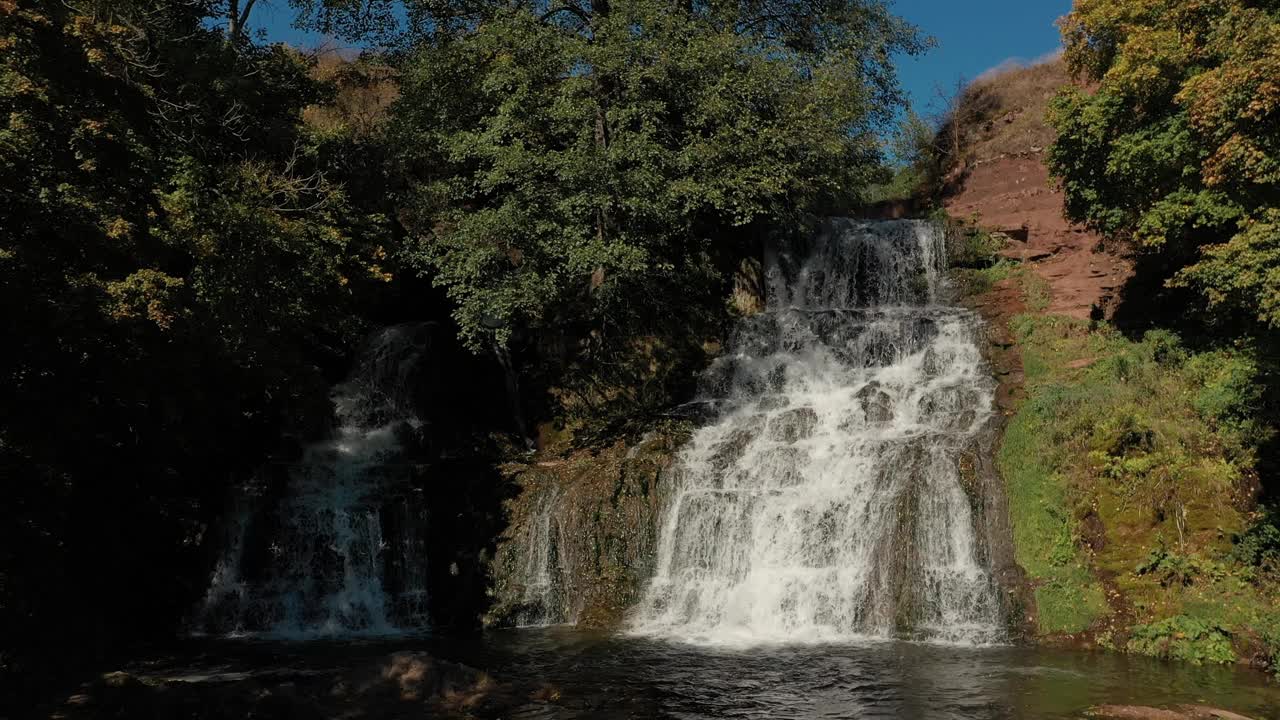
[756,394,790,411]
[755,446,808,486]
[721,359,788,398]
[362,652,493,705]
[55,653,521,720]
[1086,706,1257,720]
[665,400,723,424]
[835,315,937,368]
[487,423,688,629]
[919,386,981,431]
[919,385,977,415]
[729,314,781,356]
[952,409,978,431]
[707,416,765,471]
[857,383,894,424]
[697,357,738,398]
[767,364,789,392]
[767,407,818,442]
[920,347,948,377]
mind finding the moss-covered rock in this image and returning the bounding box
[485,421,691,628]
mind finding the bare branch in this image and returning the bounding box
[238,0,259,30]
[540,4,593,27]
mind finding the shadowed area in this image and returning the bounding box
[43,629,1280,719]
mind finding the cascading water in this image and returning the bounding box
[509,485,574,626]
[195,324,432,637]
[631,219,1004,646]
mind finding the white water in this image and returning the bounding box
[509,484,578,626]
[631,219,1003,646]
[195,324,432,638]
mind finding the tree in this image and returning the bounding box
[0,0,390,700]
[1048,0,1280,329]
[388,0,924,349]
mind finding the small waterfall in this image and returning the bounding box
[509,485,575,626]
[196,324,432,637]
[631,219,1003,646]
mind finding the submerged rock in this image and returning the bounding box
[1087,705,1257,720]
[52,653,525,720]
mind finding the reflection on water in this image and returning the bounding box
[135,628,1280,719]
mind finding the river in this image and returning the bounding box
[121,629,1279,719]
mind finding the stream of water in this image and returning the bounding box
[195,324,432,637]
[169,221,1280,718]
[633,219,1003,645]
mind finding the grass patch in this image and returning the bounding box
[1000,357,1109,633]
[1016,268,1052,312]
[998,313,1277,656]
[954,258,1019,295]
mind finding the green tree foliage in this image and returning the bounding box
[389,0,924,351]
[864,109,944,205]
[1048,0,1280,329]
[377,0,925,432]
[0,0,390,696]
[396,2,916,346]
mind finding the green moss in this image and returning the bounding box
[1033,570,1110,635]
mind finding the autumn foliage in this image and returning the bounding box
[1049,0,1280,329]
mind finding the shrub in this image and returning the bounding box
[1127,616,1236,665]
[1233,509,1280,574]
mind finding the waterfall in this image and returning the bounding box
[509,484,575,626]
[195,324,432,637]
[630,219,1003,646]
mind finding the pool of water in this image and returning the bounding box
[127,628,1280,719]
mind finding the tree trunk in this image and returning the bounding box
[227,0,257,42]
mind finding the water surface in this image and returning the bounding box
[136,629,1280,719]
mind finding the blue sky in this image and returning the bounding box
[248,0,1071,118]
[892,0,1071,117]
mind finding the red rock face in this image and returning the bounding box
[935,57,1131,321]
[946,154,1132,320]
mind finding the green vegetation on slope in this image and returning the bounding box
[1000,372,1109,634]
[1019,0,1280,668]
[995,308,1280,664]
[920,0,1280,670]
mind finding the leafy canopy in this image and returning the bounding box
[0,0,391,690]
[1048,0,1280,328]
[384,0,926,349]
